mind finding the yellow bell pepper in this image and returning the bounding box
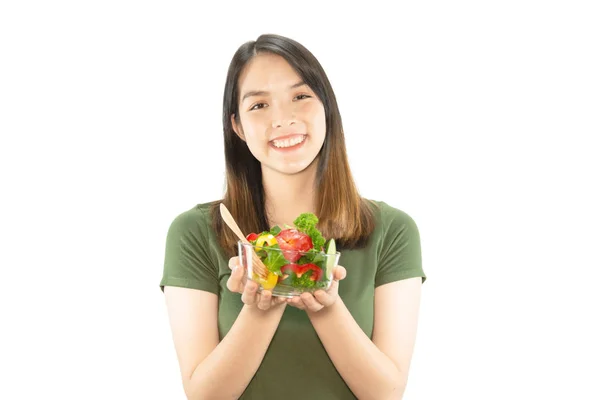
[254,271,279,290]
[253,234,279,289]
[255,233,277,250]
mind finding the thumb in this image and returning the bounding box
[334,265,346,281]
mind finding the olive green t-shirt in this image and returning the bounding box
[160,200,426,399]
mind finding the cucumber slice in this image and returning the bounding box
[325,238,336,279]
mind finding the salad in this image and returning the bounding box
[244,213,337,291]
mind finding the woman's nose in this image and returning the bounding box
[270,103,297,128]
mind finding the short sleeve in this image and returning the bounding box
[159,208,220,295]
[375,204,427,287]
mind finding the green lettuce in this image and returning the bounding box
[297,248,326,270]
[262,244,287,274]
[293,213,326,251]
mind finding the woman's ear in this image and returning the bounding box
[231,114,245,141]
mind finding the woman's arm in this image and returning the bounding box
[164,267,286,399]
[306,277,422,400]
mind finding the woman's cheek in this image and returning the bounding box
[302,101,325,123]
[298,100,317,114]
[244,113,269,133]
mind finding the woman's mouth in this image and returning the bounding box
[269,134,307,151]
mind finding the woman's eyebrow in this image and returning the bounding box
[289,81,306,89]
[241,89,268,101]
[241,81,307,102]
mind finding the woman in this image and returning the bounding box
[160,33,426,400]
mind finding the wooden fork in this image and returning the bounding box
[219,203,269,279]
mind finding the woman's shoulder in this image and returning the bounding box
[167,200,220,234]
[365,198,419,230]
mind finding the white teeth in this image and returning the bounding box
[272,135,305,148]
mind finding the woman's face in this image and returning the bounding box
[232,53,326,176]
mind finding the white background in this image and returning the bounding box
[1,1,599,399]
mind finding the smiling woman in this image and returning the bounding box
[159,33,427,400]
[232,53,326,175]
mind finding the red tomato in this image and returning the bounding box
[275,229,313,262]
[246,232,259,241]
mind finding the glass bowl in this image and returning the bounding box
[237,240,340,298]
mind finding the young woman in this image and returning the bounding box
[160,33,426,400]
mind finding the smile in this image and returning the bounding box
[270,134,307,149]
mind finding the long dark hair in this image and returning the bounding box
[211,33,375,257]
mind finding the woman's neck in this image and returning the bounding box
[262,161,318,228]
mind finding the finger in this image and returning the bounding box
[333,265,346,281]
[326,266,346,294]
[226,265,241,292]
[229,256,248,292]
[287,296,305,310]
[237,265,248,292]
[327,276,341,295]
[274,296,287,305]
[300,292,324,312]
[314,289,336,307]
[226,263,245,293]
[257,290,272,310]
[228,256,239,270]
[241,280,259,305]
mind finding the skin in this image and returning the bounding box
[164,53,422,399]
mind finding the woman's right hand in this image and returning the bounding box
[227,257,286,310]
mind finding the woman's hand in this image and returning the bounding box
[227,257,286,310]
[286,265,347,312]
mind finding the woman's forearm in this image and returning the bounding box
[308,300,404,400]
[186,303,286,400]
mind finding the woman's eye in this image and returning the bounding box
[250,103,267,111]
[294,94,311,101]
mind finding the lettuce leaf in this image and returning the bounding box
[262,245,288,274]
[297,248,326,270]
[269,225,282,236]
[293,213,326,251]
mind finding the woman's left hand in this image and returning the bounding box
[286,265,346,312]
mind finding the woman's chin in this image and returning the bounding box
[263,159,317,176]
